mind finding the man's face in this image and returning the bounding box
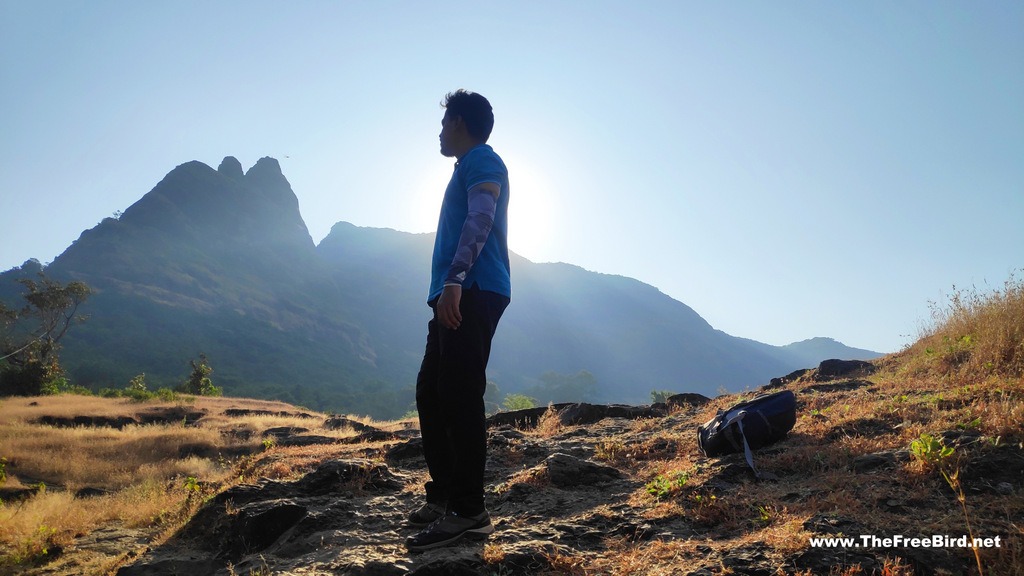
[439,112,458,157]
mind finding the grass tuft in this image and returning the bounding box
[909,271,1024,380]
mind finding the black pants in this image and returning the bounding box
[415,285,509,516]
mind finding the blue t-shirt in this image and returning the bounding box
[429,144,511,302]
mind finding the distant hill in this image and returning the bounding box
[776,337,881,368]
[0,157,882,417]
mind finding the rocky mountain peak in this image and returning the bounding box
[48,155,317,296]
[217,156,244,180]
[245,157,287,187]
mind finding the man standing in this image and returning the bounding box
[405,90,511,552]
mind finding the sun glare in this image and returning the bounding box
[406,150,554,261]
[407,160,453,232]
[503,152,554,261]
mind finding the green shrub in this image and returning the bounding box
[502,393,537,411]
[123,388,154,402]
[155,388,178,402]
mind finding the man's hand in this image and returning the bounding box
[437,284,463,330]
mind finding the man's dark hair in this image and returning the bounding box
[442,89,494,142]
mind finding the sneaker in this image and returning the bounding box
[407,502,446,527]
[405,511,494,552]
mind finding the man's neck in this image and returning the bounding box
[454,139,485,161]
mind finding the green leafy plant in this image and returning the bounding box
[183,476,200,493]
[261,439,275,451]
[910,433,953,465]
[0,457,7,486]
[646,470,690,499]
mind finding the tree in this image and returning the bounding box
[179,353,221,396]
[0,273,91,395]
[525,370,598,404]
[484,381,502,415]
[650,390,675,404]
[502,393,537,411]
[128,373,147,392]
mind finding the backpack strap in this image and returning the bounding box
[736,418,778,481]
[721,410,747,452]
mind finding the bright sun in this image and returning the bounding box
[407,150,554,262]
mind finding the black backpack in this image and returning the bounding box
[697,390,797,479]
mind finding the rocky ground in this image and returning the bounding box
[7,359,1022,575]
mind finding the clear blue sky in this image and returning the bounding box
[2,1,1021,354]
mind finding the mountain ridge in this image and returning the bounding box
[0,156,882,417]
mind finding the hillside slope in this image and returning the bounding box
[1,157,881,416]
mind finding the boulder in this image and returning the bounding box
[541,453,623,487]
[816,359,876,380]
[385,437,423,461]
[263,426,310,438]
[665,393,712,407]
[323,416,378,433]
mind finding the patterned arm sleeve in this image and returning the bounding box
[444,184,499,287]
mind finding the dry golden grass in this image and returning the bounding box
[0,394,308,425]
[495,462,552,495]
[534,404,565,438]
[0,421,234,488]
[0,394,335,488]
[0,394,341,570]
[0,479,200,573]
[482,541,506,563]
[900,272,1024,381]
[582,539,701,576]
